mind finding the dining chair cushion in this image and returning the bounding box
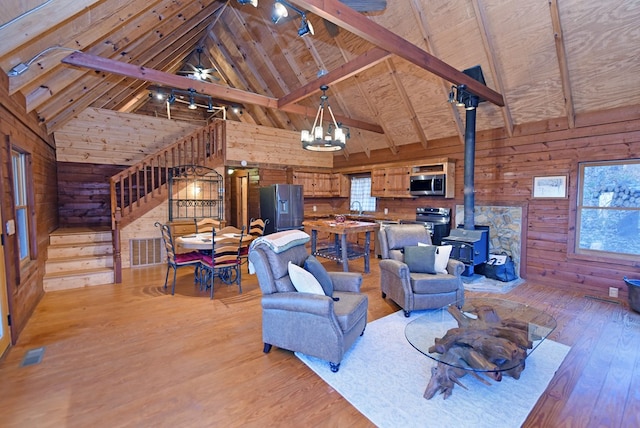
[288,262,325,295]
[303,255,334,296]
[175,251,203,265]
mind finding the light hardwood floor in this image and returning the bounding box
[1,258,639,427]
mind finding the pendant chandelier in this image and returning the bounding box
[301,85,348,152]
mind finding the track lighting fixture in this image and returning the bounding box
[237,0,258,7]
[272,0,314,37]
[150,88,227,119]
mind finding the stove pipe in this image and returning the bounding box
[463,106,477,231]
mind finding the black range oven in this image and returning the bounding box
[400,207,451,245]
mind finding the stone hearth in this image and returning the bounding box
[454,205,523,276]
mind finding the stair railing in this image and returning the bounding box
[110,120,225,282]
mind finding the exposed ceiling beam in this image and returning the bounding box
[61,51,384,133]
[549,0,576,128]
[386,59,429,149]
[472,0,514,137]
[278,47,391,108]
[289,0,505,107]
[408,0,464,144]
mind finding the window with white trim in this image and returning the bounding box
[12,150,31,264]
[350,175,376,212]
[576,159,640,258]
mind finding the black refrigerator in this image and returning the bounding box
[259,184,304,235]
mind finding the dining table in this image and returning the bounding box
[175,231,252,251]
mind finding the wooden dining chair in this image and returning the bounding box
[154,221,203,295]
[199,226,246,299]
[248,218,269,238]
[240,218,269,271]
[194,217,222,234]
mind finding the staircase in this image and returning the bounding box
[43,227,114,291]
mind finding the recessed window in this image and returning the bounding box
[12,150,32,264]
[576,159,640,258]
[350,175,376,212]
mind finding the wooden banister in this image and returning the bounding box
[110,120,225,282]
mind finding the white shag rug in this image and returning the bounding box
[296,309,569,428]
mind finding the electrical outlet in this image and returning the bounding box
[609,287,619,298]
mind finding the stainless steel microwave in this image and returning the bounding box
[409,174,446,196]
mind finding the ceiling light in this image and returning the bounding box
[301,85,348,152]
[272,2,288,23]
[272,0,314,38]
[187,88,198,110]
[237,0,258,6]
[298,15,314,37]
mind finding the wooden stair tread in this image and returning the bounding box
[44,267,114,279]
[50,226,111,235]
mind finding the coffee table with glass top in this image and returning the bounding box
[405,297,557,399]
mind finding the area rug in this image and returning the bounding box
[296,310,570,428]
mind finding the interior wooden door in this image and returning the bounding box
[0,207,11,357]
[233,174,249,229]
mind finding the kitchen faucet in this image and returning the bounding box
[350,200,363,215]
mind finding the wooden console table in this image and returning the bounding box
[303,220,380,273]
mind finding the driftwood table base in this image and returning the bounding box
[405,298,557,400]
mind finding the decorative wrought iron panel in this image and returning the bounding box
[168,165,224,221]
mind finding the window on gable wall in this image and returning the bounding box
[12,149,32,265]
[350,175,376,212]
[576,159,640,258]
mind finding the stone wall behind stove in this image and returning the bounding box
[454,205,523,276]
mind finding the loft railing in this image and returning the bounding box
[110,120,225,281]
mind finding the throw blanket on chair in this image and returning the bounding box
[248,230,310,274]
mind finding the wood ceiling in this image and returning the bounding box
[2,0,639,158]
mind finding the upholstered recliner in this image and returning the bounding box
[248,230,368,372]
[378,224,465,317]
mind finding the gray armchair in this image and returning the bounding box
[248,231,368,372]
[378,224,465,317]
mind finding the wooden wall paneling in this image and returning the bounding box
[0,84,58,341]
[224,121,334,168]
[54,108,200,165]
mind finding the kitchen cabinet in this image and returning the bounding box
[371,166,412,198]
[332,173,350,197]
[293,171,349,197]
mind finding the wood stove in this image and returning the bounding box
[441,228,489,276]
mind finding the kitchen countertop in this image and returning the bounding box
[304,212,408,223]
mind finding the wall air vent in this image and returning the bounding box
[130,238,162,266]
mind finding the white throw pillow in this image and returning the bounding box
[434,245,453,274]
[288,261,326,295]
[417,242,452,274]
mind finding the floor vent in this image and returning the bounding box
[130,238,162,266]
[584,295,621,305]
[20,347,45,367]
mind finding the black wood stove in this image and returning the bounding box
[441,227,489,277]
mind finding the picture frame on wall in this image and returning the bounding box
[532,175,568,198]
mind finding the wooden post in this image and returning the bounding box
[112,207,122,284]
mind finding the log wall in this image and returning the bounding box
[0,71,58,340]
[57,162,126,227]
[334,106,640,297]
